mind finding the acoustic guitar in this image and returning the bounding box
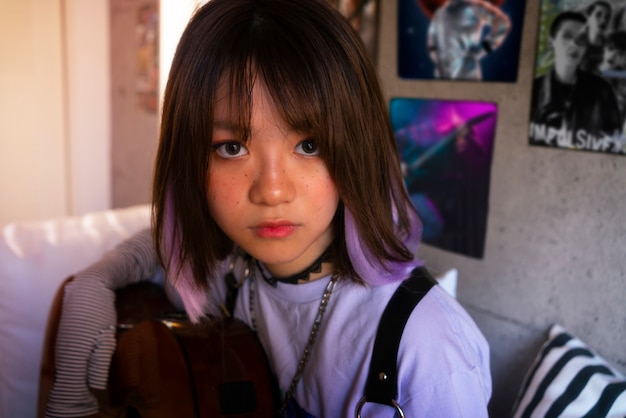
[38,279,278,418]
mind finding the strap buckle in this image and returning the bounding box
[355,396,405,418]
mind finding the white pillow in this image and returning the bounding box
[512,324,626,418]
[434,267,457,298]
[0,205,151,418]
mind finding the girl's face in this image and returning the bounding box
[207,80,340,279]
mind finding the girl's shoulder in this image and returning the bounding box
[340,274,492,414]
[407,285,489,358]
[399,284,492,397]
[392,284,492,413]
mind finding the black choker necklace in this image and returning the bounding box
[255,249,332,287]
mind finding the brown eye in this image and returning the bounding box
[224,143,241,155]
[296,138,319,155]
[213,141,248,158]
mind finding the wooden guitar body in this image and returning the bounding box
[39,280,278,418]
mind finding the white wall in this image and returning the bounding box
[0,0,203,228]
[159,0,204,102]
[64,0,111,216]
[0,1,67,226]
[0,0,110,227]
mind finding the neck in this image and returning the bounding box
[589,30,602,44]
[257,249,334,286]
[554,63,577,84]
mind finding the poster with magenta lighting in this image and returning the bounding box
[397,0,527,82]
[391,98,497,259]
[528,0,626,155]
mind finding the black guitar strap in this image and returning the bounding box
[362,266,436,408]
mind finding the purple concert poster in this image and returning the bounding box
[397,0,526,82]
[391,98,497,258]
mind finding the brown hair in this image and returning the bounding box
[586,1,612,21]
[153,0,416,289]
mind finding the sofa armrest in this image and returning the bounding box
[0,205,151,418]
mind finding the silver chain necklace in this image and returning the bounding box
[248,270,339,416]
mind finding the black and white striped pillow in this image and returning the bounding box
[512,324,626,418]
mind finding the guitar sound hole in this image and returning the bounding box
[125,406,142,418]
[218,381,257,414]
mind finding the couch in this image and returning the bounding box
[0,206,151,418]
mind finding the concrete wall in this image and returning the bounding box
[110,0,159,208]
[377,1,626,416]
[111,0,201,209]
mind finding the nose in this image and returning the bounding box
[249,155,296,206]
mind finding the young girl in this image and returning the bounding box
[48,0,491,416]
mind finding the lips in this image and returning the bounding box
[252,221,298,238]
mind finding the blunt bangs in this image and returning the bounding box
[216,0,370,168]
[166,0,389,184]
[167,0,364,164]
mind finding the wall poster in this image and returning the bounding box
[135,2,159,113]
[397,0,527,82]
[529,0,626,155]
[391,98,497,259]
[329,0,380,61]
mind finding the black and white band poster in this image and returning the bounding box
[529,0,626,155]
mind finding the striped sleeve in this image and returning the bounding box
[45,229,160,417]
